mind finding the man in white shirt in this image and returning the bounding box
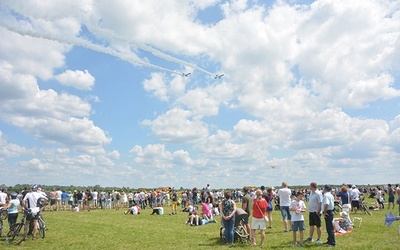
[322,185,335,247]
[277,182,292,232]
[22,184,47,241]
[350,185,361,213]
[0,188,8,204]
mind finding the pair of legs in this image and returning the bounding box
[308,212,321,241]
[292,221,305,246]
[223,216,235,245]
[266,210,273,228]
[24,216,38,240]
[280,206,291,231]
[171,202,177,214]
[324,211,335,246]
[251,217,266,246]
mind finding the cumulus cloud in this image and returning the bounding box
[0,130,29,159]
[55,69,95,90]
[142,108,209,143]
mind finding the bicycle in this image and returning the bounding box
[6,208,46,244]
[5,209,28,245]
[359,196,372,216]
[333,200,342,215]
[0,206,10,237]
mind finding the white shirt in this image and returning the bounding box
[130,206,139,215]
[350,188,360,201]
[323,192,335,210]
[290,199,306,221]
[0,191,7,204]
[278,188,292,206]
[92,191,98,200]
[23,192,42,214]
[56,190,62,200]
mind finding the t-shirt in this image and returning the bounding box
[242,194,251,215]
[290,200,306,221]
[308,190,323,212]
[8,199,20,214]
[252,199,267,219]
[278,188,291,206]
[336,191,349,205]
[0,192,7,204]
[130,206,139,215]
[350,188,360,201]
[23,192,42,214]
[202,203,211,217]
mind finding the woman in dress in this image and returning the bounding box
[251,189,268,246]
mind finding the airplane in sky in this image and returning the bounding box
[181,72,191,77]
[214,74,224,79]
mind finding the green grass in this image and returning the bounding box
[1,198,399,250]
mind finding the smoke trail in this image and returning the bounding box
[87,24,215,76]
[0,18,180,75]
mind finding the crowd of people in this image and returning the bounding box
[1,181,399,247]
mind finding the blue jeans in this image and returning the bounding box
[280,206,291,220]
[223,215,235,244]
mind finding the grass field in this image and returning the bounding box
[1,198,399,250]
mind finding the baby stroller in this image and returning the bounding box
[220,208,250,243]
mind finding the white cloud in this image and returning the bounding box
[142,108,209,143]
[55,69,95,90]
[0,131,29,159]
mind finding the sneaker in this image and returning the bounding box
[292,242,297,247]
[316,239,322,244]
[305,238,313,243]
[298,243,304,247]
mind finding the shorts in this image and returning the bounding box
[397,198,400,205]
[388,196,394,203]
[292,221,306,232]
[251,217,266,230]
[26,212,39,221]
[280,206,291,221]
[351,200,360,209]
[50,199,56,205]
[309,212,321,227]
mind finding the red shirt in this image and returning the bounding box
[252,198,268,218]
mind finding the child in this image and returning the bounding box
[290,192,307,247]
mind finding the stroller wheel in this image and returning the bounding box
[220,227,225,243]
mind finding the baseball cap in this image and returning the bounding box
[324,185,332,191]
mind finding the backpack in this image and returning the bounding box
[37,197,45,208]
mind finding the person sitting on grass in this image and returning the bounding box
[333,211,353,233]
[151,204,164,215]
[186,212,200,226]
[124,204,141,215]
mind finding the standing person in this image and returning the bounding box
[170,190,178,215]
[61,190,68,211]
[92,189,98,209]
[2,192,20,227]
[322,185,335,247]
[49,189,57,211]
[264,187,274,228]
[241,187,252,236]
[305,182,323,244]
[336,185,351,215]
[290,192,307,247]
[56,188,62,211]
[277,182,292,232]
[396,185,400,216]
[219,191,236,246]
[376,187,384,209]
[350,185,361,214]
[22,185,44,241]
[387,184,395,209]
[251,189,268,247]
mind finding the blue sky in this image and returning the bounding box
[0,0,399,188]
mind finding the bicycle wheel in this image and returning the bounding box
[0,219,3,237]
[364,204,372,216]
[5,223,23,245]
[38,218,46,238]
[0,210,7,220]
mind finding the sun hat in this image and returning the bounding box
[340,211,348,218]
